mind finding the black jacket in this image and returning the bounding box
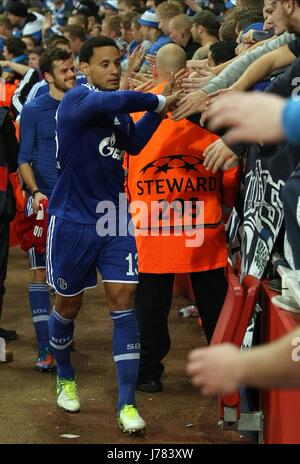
[0,108,19,221]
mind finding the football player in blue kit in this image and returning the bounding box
[46,36,178,434]
[18,48,76,372]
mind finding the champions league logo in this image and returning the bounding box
[140,155,203,175]
[137,155,217,196]
[94,154,214,247]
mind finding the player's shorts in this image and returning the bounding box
[26,196,45,270]
[46,215,139,296]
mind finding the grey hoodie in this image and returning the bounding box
[202,32,295,94]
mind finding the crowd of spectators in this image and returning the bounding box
[0,0,300,433]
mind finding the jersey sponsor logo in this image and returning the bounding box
[98,131,124,161]
[57,277,68,290]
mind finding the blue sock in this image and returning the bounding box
[111,309,140,410]
[48,308,74,380]
[29,283,50,350]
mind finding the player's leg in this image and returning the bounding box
[29,256,54,371]
[49,293,82,412]
[100,232,145,433]
[26,196,53,370]
[104,281,146,433]
[135,273,174,392]
[105,281,139,408]
[47,216,98,413]
[49,293,82,381]
[105,282,139,412]
[105,282,140,407]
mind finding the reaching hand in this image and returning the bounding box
[145,54,156,68]
[128,71,153,90]
[186,59,209,72]
[134,78,157,92]
[161,72,178,96]
[43,11,53,31]
[205,91,286,145]
[131,72,153,82]
[172,68,189,90]
[181,69,215,94]
[172,90,208,120]
[184,0,202,13]
[33,192,48,213]
[199,110,209,127]
[206,88,232,101]
[199,89,233,126]
[161,90,182,118]
[235,42,252,56]
[127,44,146,72]
[186,344,242,395]
[202,139,238,173]
[242,30,256,44]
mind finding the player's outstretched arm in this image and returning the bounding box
[66,86,166,124]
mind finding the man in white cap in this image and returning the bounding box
[103,0,119,16]
[138,9,171,71]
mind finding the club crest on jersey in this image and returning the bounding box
[98,131,124,161]
[57,278,68,290]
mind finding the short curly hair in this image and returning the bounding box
[39,48,72,77]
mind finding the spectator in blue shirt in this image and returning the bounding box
[138,9,171,71]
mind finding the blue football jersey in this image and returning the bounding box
[18,93,60,197]
[48,84,163,224]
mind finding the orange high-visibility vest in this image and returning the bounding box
[125,83,240,273]
[0,82,18,111]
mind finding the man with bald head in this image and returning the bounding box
[155,42,186,80]
[168,14,200,59]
